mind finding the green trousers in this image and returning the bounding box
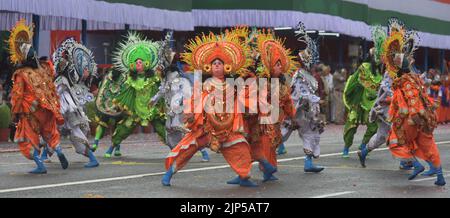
[94,114,117,141]
[151,118,166,142]
[343,107,378,148]
[111,116,167,147]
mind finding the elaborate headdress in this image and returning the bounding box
[382,18,420,79]
[53,38,98,84]
[158,30,176,72]
[181,32,252,77]
[224,26,261,72]
[224,26,251,43]
[8,19,34,65]
[112,31,160,74]
[370,25,387,64]
[295,22,319,70]
[256,29,298,78]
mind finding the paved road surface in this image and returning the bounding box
[0,124,449,198]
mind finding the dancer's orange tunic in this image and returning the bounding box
[388,73,441,167]
[166,82,253,179]
[242,76,295,167]
[11,61,64,159]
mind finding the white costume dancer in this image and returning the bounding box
[52,38,99,168]
[281,22,324,172]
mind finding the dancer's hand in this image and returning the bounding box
[368,108,377,123]
[411,114,425,126]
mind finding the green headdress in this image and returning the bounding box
[371,25,387,64]
[113,31,160,74]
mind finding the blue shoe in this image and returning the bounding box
[104,146,114,158]
[357,146,369,168]
[262,174,279,183]
[91,140,99,152]
[29,149,47,174]
[435,167,446,186]
[342,147,349,158]
[260,159,277,182]
[399,161,413,170]
[277,143,287,155]
[304,155,324,173]
[358,144,366,150]
[226,176,241,185]
[162,165,175,186]
[114,145,122,157]
[55,146,69,170]
[84,150,99,168]
[200,149,210,162]
[422,161,438,177]
[239,178,258,187]
[408,160,425,180]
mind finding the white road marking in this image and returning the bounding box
[0,172,164,194]
[0,141,449,194]
[311,191,356,198]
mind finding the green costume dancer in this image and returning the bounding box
[342,52,383,158]
[91,68,127,152]
[102,32,166,158]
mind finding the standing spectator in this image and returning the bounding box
[312,65,327,123]
[438,64,449,124]
[322,65,334,122]
[333,68,347,125]
[427,68,441,98]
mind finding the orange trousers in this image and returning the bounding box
[170,139,253,179]
[15,108,61,160]
[260,134,278,168]
[220,142,253,179]
[389,124,441,167]
[245,116,265,162]
[249,142,265,162]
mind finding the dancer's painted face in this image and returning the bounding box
[211,59,225,80]
[135,59,144,73]
[82,68,89,81]
[272,60,283,78]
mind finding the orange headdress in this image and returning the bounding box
[181,32,252,77]
[256,29,298,78]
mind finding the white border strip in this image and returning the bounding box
[192,9,450,50]
[0,0,194,30]
[311,191,356,198]
[344,0,450,22]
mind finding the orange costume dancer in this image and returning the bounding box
[162,32,258,187]
[222,27,284,184]
[9,19,68,174]
[383,18,445,186]
[253,30,297,181]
